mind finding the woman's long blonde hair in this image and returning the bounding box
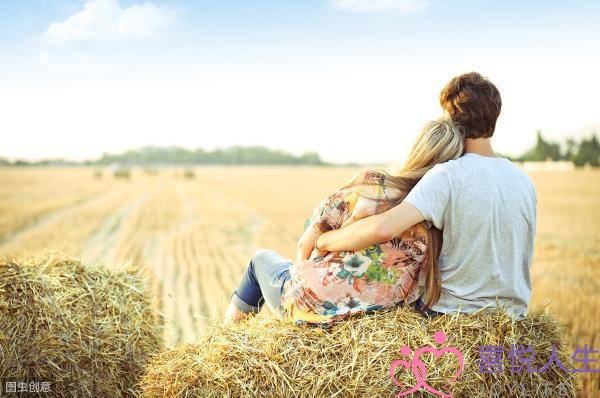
[347,118,464,308]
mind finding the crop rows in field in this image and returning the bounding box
[0,168,116,242]
[0,167,359,347]
[1,166,598,396]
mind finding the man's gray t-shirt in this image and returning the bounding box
[405,153,537,319]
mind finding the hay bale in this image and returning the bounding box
[0,255,162,397]
[183,169,195,179]
[113,168,131,180]
[141,308,575,398]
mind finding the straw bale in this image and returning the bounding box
[142,308,575,398]
[0,255,162,397]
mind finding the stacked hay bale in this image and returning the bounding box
[113,168,131,180]
[183,169,196,179]
[0,255,162,397]
[141,308,575,398]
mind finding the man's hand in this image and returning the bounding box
[317,201,424,252]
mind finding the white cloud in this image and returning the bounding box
[43,0,173,46]
[330,0,427,13]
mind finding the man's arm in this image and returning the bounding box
[316,201,424,252]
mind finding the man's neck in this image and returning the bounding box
[464,138,498,157]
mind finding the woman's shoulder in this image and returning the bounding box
[347,169,387,186]
[345,169,402,198]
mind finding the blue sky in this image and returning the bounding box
[1,0,599,163]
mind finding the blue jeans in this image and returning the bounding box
[231,249,292,319]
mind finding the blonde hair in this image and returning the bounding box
[347,118,464,308]
[401,118,464,178]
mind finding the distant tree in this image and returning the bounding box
[572,133,600,167]
[563,138,577,161]
[519,130,561,161]
[300,151,323,165]
[92,145,326,166]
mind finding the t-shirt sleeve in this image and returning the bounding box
[404,165,451,230]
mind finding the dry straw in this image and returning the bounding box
[142,308,575,398]
[0,254,162,397]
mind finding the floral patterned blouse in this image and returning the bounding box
[281,170,431,325]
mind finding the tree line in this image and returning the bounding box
[0,146,326,167]
[515,131,599,167]
[1,133,598,167]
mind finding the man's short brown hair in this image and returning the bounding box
[439,72,502,139]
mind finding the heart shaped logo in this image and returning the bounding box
[389,331,464,398]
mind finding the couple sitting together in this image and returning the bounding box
[225,72,537,325]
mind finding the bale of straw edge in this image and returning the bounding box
[0,255,162,397]
[141,308,575,398]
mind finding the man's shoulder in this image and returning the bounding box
[425,158,460,175]
[497,159,536,190]
[433,155,535,190]
[423,156,466,179]
[434,154,484,170]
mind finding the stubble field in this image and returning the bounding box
[0,166,598,396]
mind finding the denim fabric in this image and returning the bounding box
[231,249,292,318]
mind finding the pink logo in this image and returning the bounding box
[389,331,464,398]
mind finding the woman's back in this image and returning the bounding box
[282,171,432,324]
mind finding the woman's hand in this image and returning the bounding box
[296,233,314,263]
[296,225,327,263]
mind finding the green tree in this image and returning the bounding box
[563,138,577,161]
[572,133,600,167]
[94,145,326,166]
[520,130,561,161]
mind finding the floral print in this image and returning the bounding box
[340,253,371,277]
[281,170,431,325]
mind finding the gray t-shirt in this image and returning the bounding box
[405,153,536,319]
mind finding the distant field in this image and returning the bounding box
[1,166,598,396]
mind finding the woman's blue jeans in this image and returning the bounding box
[230,249,292,319]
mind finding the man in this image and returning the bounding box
[316,72,537,319]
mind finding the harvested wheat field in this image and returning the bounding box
[0,254,162,397]
[0,166,598,396]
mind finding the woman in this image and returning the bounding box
[225,118,464,324]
